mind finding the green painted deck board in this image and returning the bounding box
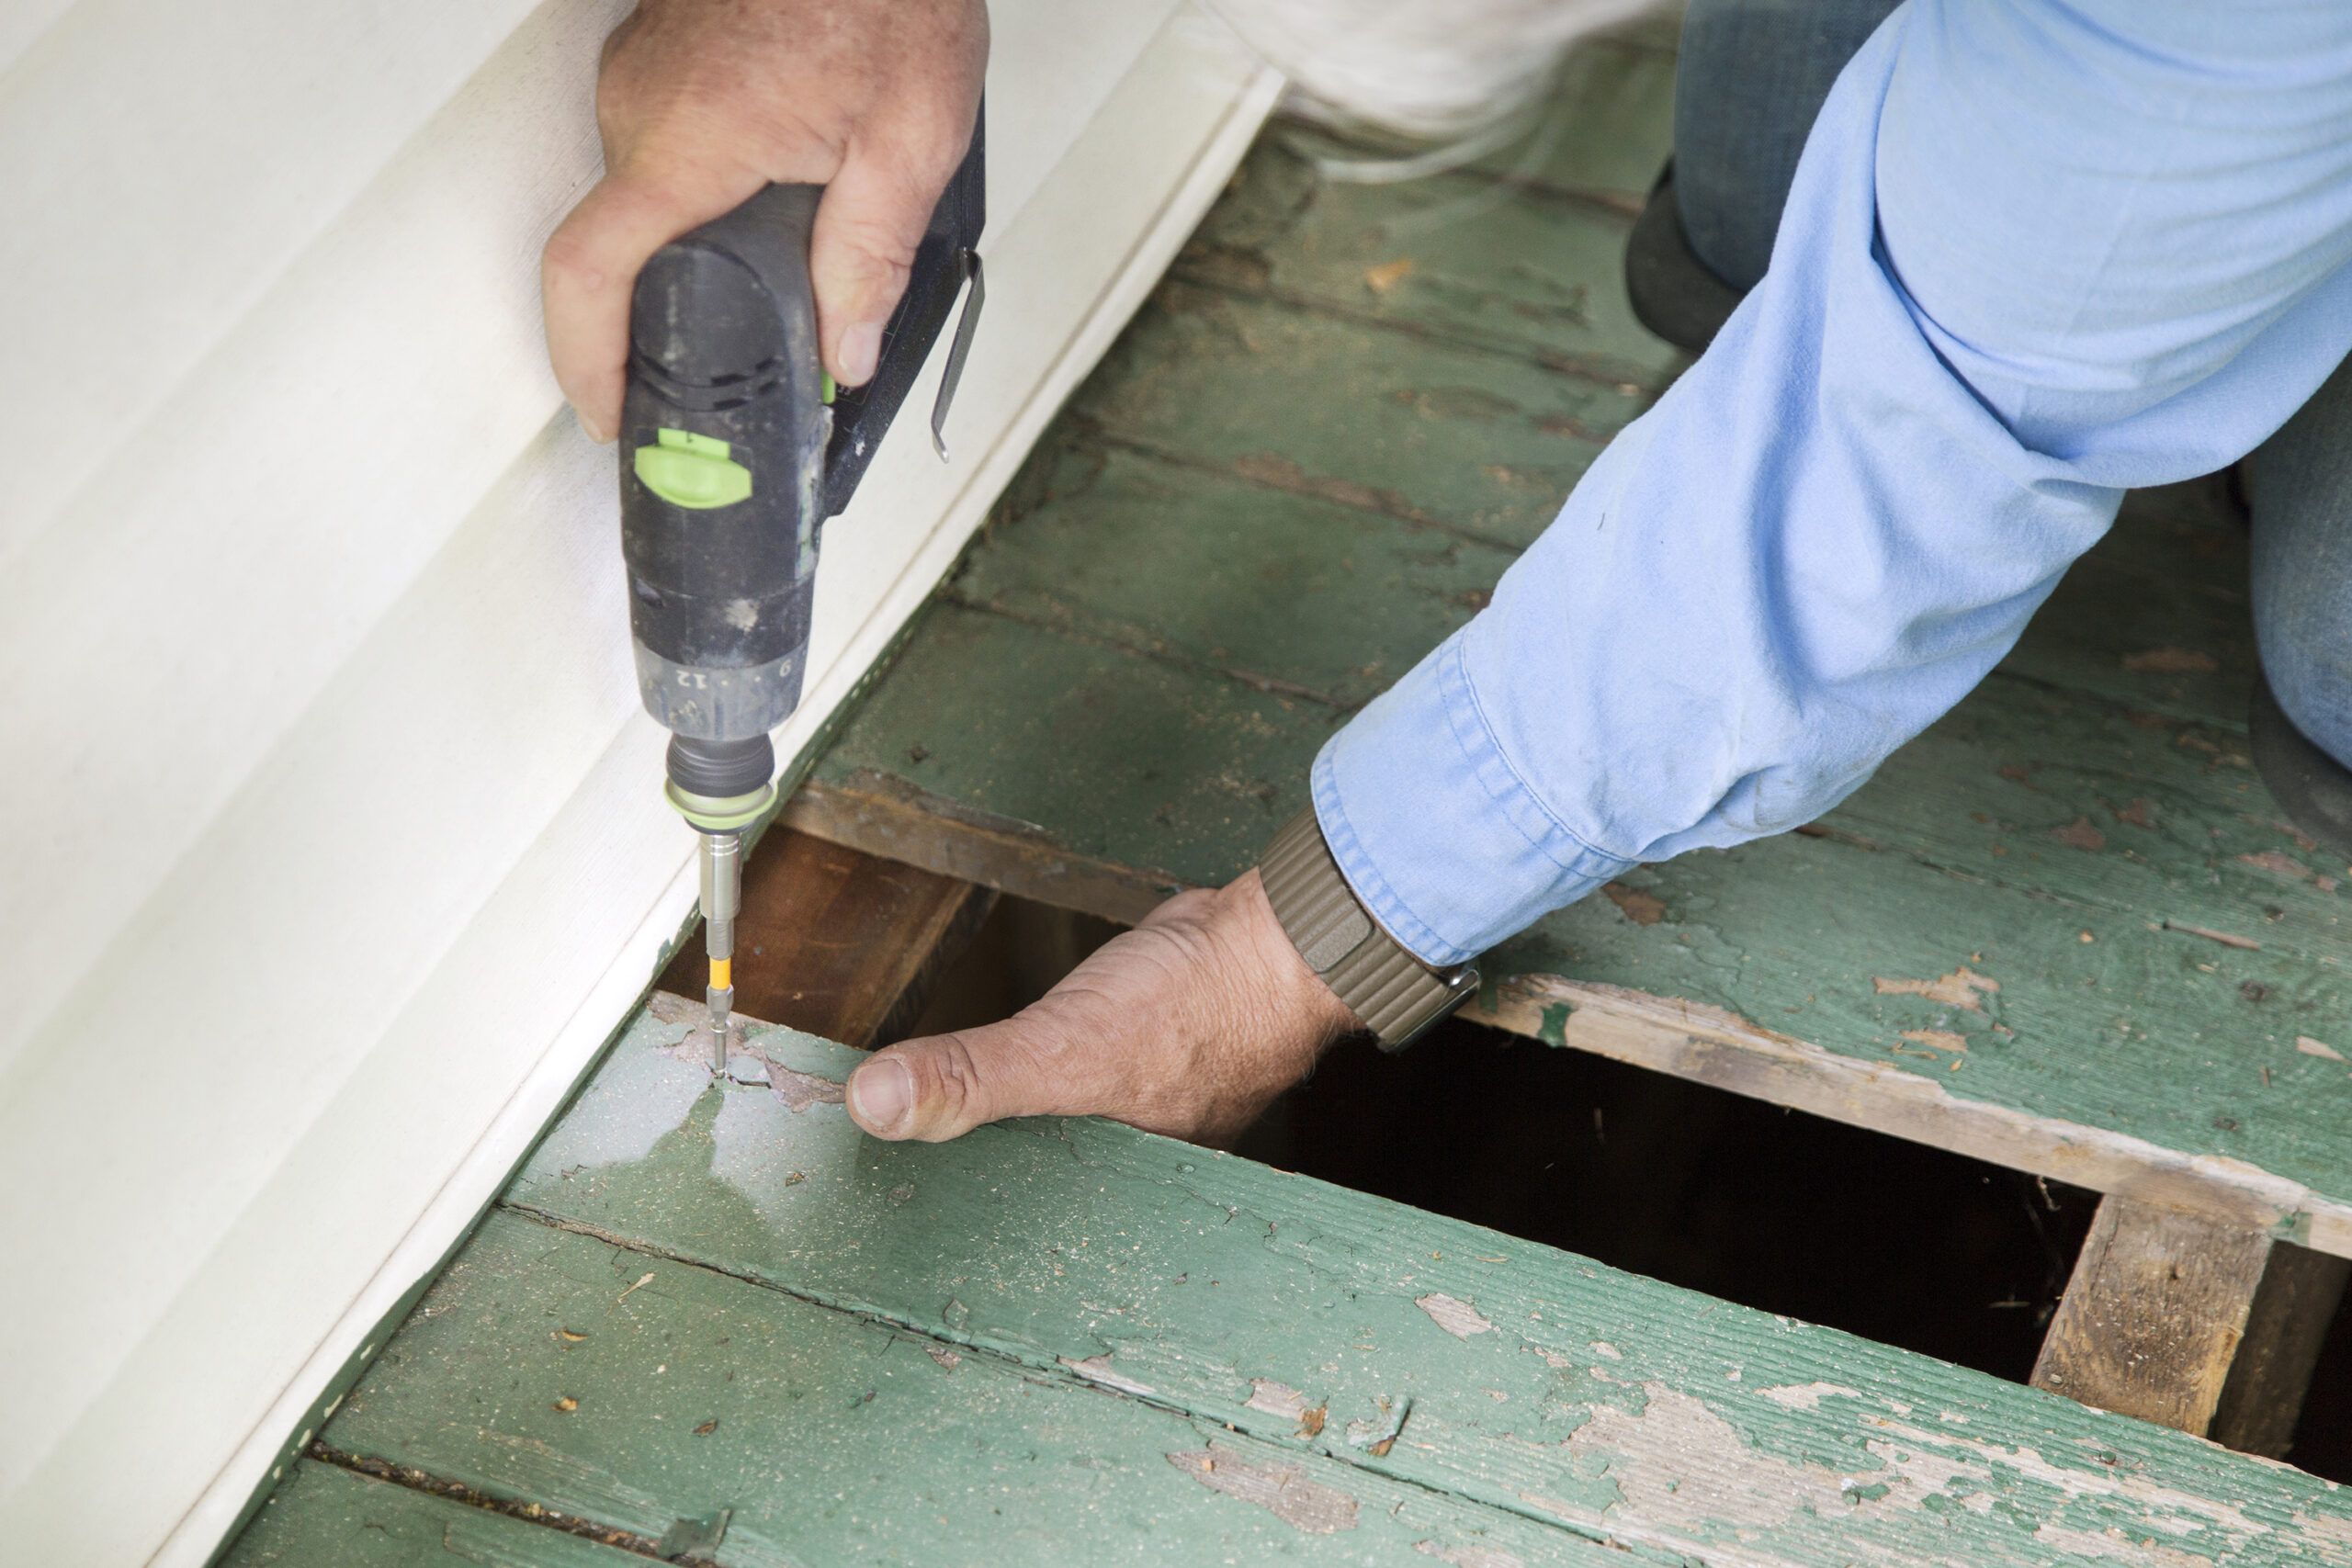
[1069,279,1643,548]
[287,1013,2352,1566]
[223,1460,649,1567]
[1176,140,1682,389]
[318,1208,1613,1568]
[958,444,1511,708]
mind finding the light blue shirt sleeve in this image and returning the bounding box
[1316,0,2352,969]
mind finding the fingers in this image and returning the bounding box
[808,141,953,388]
[541,165,752,442]
[846,1019,1072,1143]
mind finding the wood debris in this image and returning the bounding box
[2161,920,2261,952]
[1363,257,1416,294]
[2297,1036,2344,1062]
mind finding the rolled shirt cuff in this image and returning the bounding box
[1311,632,1629,968]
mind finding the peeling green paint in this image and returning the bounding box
[277,1015,2352,1567]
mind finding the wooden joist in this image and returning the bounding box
[2033,1195,2349,1455]
[657,828,993,1048]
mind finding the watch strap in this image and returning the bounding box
[1259,807,1476,1051]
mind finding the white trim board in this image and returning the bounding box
[0,3,1278,1562]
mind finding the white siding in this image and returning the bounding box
[0,2,1276,1560]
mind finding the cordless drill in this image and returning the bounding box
[619,119,984,1066]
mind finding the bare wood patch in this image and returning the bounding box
[1415,1540,1524,1568]
[1872,967,2000,1011]
[1168,1447,1359,1534]
[1601,881,1667,925]
[1058,1353,1155,1397]
[1416,1293,1495,1339]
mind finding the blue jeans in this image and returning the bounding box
[1674,0,2352,766]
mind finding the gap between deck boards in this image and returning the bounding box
[782,775,2352,1262]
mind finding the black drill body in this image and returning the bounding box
[618,115,984,1056]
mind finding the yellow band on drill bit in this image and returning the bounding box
[709,957,732,990]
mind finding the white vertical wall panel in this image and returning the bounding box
[0,0,1277,1562]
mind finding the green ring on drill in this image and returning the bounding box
[664,780,777,834]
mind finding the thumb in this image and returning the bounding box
[846,1021,1065,1143]
[808,143,944,389]
[542,165,752,442]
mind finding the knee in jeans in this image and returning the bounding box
[2263,622,2352,767]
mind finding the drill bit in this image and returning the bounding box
[700,830,742,1072]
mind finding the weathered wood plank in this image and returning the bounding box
[808,602,1327,892]
[654,828,993,1048]
[2213,1239,2351,1459]
[2031,1197,2278,1434]
[474,1011,2352,1566]
[222,1459,650,1567]
[1065,278,1648,548]
[968,434,2309,966]
[958,444,1514,707]
[2032,1196,2348,1455]
[1176,141,1684,388]
[319,1210,1631,1567]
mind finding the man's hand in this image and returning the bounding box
[845,871,1363,1146]
[543,0,988,442]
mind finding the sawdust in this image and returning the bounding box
[1363,257,1417,294]
[2298,1036,2345,1062]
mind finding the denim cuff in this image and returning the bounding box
[1312,635,1630,967]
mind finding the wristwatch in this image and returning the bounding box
[1258,807,1478,1051]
